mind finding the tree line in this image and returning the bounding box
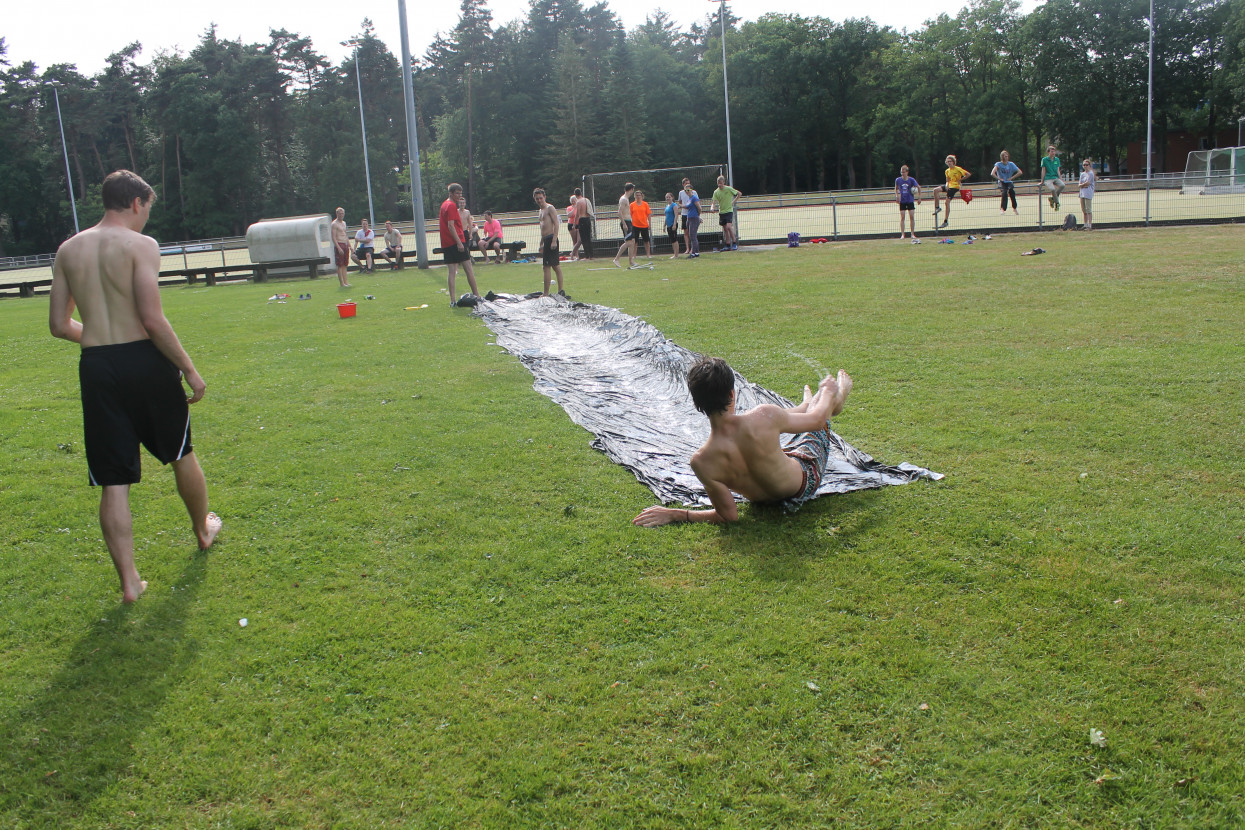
[2,0,1243,256]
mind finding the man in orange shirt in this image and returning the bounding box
[630,189,653,259]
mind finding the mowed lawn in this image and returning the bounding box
[1,225,1242,828]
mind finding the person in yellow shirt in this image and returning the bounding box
[933,154,971,229]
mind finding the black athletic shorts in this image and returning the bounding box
[680,216,688,231]
[666,225,678,241]
[620,221,634,241]
[899,202,915,211]
[443,242,470,264]
[542,235,560,267]
[79,339,192,486]
[633,226,651,243]
[719,211,734,226]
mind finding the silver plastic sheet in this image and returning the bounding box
[475,293,942,507]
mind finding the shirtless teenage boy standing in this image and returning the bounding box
[331,207,351,287]
[49,170,222,602]
[534,188,565,296]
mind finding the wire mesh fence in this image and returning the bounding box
[5,175,1243,294]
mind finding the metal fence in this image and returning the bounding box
[5,176,1242,293]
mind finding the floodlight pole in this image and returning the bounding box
[355,47,376,228]
[712,0,735,186]
[398,0,429,268]
[1238,116,1244,146]
[1145,0,1153,226]
[52,85,80,234]
[465,63,475,213]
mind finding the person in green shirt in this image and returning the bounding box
[1041,145,1065,210]
[710,175,744,251]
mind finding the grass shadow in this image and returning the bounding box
[0,554,207,823]
[717,488,891,582]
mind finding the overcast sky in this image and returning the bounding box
[5,0,1040,77]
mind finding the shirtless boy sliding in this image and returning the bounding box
[49,170,222,602]
[633,357,851,526]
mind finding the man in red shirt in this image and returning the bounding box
[439,182,479,306]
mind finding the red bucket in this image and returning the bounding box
[336,302,357,319]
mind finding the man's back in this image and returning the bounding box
[691,405,806,504]
[54,223,157,348]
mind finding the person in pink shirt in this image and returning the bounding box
[480,211,505,264]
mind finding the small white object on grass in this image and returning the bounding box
[1089,728,1106,747]
[239,618,248,628]
[806,681,821,693]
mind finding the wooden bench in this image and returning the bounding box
[162,257,329,286]
[7,278,52,299]
[429,241,526,263]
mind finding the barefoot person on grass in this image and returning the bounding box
[633,357,851,526]
[534,188,565,297]
[49,170,222,602]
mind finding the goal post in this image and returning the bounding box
[584,164,726,249]
[1181,147,1245,195]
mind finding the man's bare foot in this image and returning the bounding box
[831,370,853,416]
[198,512,223,550]
[122,579,148,604]
[612,259,621,268]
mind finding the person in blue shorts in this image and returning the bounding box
[895,164,921,240]
[633,357,852,526]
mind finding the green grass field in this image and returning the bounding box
[2,225,1243,828]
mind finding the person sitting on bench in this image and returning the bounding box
[378,220,403,270]
[480,211,505,264]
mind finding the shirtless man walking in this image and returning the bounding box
[534,188,565,297]
[633,357,851,525]
[331,207,351,287]
[49,170,222,602]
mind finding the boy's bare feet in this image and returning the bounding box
[122,579,148,604]
[831,370,853,416]
[198,512,223,550]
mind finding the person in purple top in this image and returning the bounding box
[895,165,921,240]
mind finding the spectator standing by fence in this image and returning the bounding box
[683,181,702,258]
[574,188,595,260]
[567,195,580,259]
[631,189,653,259]
[992,150,1022,215]
[895,165,921,240]
[711,176,742,251]
[1079,159,1096,230]
[663,193,681,259]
